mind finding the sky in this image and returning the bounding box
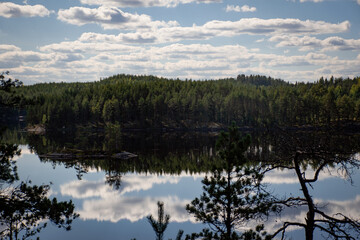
[0,0,360,84]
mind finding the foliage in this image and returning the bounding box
[0,143,20,185]
[0,73,79,240]
[0,181,78,240]
[186,124,278,240]
[0,72,22,93]
[11,74,360,129]
[0,141,79,240]
[147,201,184,240]
[0,72,23,107]
[0,135,79,240]
[147,201,170,240]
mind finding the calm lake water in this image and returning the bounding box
[5,129,360,239]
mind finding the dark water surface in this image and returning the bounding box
[5,129,360,239]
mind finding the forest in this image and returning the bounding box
[2,73,360,240]
[1,74,360,129]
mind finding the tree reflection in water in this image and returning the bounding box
[186,127,360,240]
[0,138,79,240]
[3,126,360,240]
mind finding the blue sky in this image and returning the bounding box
[0,0,360,84]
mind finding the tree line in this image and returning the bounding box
[1,72,78,240]
[4,74,360,129]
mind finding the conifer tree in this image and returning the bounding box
[186,124,276,240]
[147,201,170,240]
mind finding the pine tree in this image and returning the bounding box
[147,201,170,240]
[186,124,276,240]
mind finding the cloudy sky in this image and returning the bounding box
[0,0,360,84]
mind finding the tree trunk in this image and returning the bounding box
[225,169,232,240]
[294,152,315,240]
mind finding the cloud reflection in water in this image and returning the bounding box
[59,169,359,232]
[60,173,201,223]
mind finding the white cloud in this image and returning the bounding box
[0,2,52,18]
[358,0,360,5]
[60,174,198,223]
[58,6,176,30]
[270,35,360,51]
[226,5,256,13]
[79,32,158,44]
[79,0,222,8]
[154,18,350,42]
[300,0,324,2]
[59,12,349,37]
[0,50,52,68]
[58,172,360,229]
[39,40,139,53]
[322,36,360,51]
[61,174,181,198]
[201,18,350,36]
[4,23,360,85]
[79,195,192,223]
[0,44,21,52]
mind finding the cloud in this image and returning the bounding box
[78,18,350,45]
[201,18,350,36]
[60,173,200,223]
[79,32,158,44]
[39,40,139,53]
[0,50,52,68]
[0,2,52,18]
[59,171,360,228]
[226,5,256,13]
[61,174,182,198]
[300,0,324,2]
[79,195,192,223]
[57,6,177,30]
[5,32,360,84]
[155,18,350,42]
[0,44,21,52]
[358,0,360,5]
[79,0,222,8]
[270,35,360,51]
[58,7,350,37]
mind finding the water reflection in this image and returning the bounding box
[78,195,191,223]
[262,195,360,234]
[61,174,186,199]
[4,128,360,239]
[60,173,203,223]
[0,138,78,240]
[263,164,349,185]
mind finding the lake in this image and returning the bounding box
[2,128,360,239]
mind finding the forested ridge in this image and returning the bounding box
[2,74,360,129]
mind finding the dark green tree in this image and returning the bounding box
[186,124,276,240]
[0,72,22,93]
[0,181,78,240]
[147,201,184,240]
[0,74,79,240]
[147,201,170,240]
[0,143,20,185]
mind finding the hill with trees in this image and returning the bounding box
[3,74,360,129]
